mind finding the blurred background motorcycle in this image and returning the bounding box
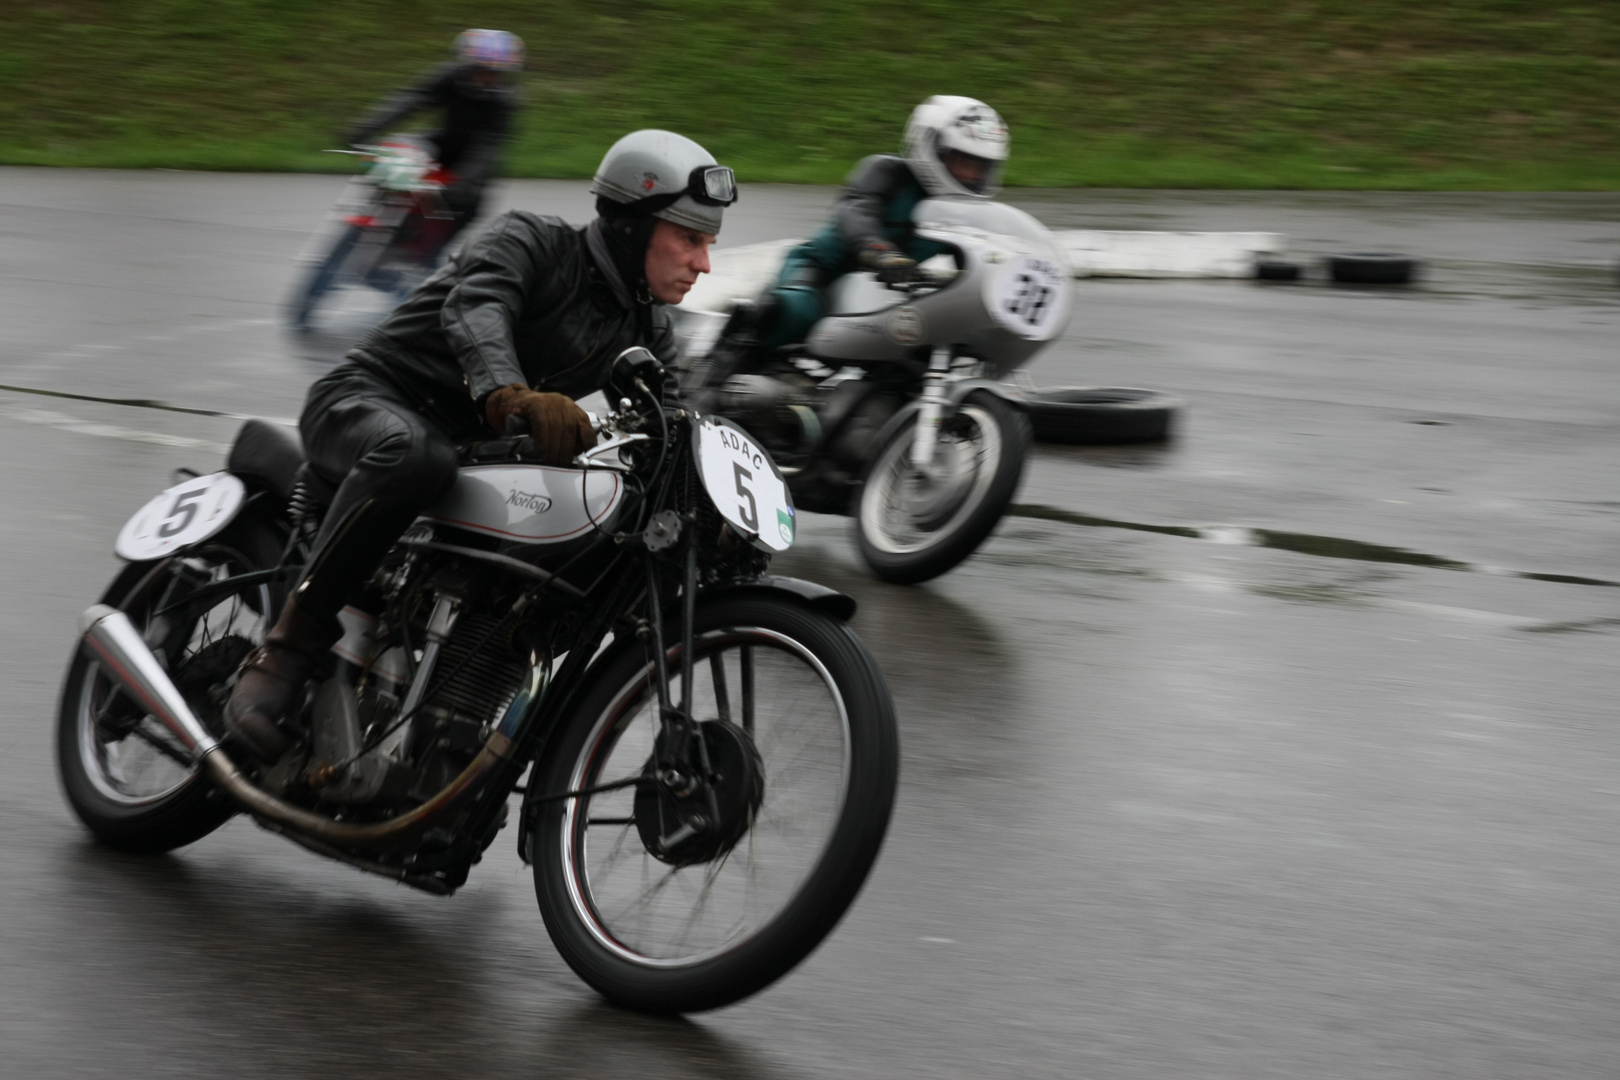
[287,136,457,333]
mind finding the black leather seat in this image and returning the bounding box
[226,419,306,504]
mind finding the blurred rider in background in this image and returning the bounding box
[345,28,525,261]
[703,95,1009,382]
[223,130,736,762]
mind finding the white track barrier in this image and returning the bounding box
[1058,230,1286,279]
[680,231,1288,315]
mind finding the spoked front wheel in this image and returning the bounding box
[531,594,899,1013]
[856,389,1032,584]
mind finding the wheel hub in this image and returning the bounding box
[171,635,256,737]
[636,720,764,867]
[899,434,977,530]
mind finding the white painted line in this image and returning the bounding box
[0,401,229,456]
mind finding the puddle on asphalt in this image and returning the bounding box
[1519,616,1620,635]
[1247,567,1396,608]
[1008,503,1618,588]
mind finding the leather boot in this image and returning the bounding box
[223,598,340,763]
[686,297,778,411]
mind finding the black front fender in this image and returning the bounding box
[703,574,857,621]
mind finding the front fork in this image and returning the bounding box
[910,345,954,472]
[641,528,724,851]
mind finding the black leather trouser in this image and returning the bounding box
[295,362,463,627]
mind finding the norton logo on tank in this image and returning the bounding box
[506,488,553,513]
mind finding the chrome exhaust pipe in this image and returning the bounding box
[78,605,516,847]
[79,604,222,757]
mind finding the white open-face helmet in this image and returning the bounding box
[904,95,1009,199]
[590,129,737,235]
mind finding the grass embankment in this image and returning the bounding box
[3,1,1619,188]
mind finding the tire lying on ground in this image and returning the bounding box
[1024,387,1180,445]
[1255,259,1303,282]
[1326,252,1419,285]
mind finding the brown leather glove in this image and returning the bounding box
[483,384,598,466]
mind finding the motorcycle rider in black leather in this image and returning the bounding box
[223,130,737,763]
[345,29,525,258]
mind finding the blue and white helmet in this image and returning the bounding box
[904,96,1009,199]
[454,29,525,72]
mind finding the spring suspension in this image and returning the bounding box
[286,478,311,529]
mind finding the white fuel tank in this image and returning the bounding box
[420,465,623,544]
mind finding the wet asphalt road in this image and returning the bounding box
[1,169,1617,1079]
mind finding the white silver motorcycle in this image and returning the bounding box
[684,197,1074,584]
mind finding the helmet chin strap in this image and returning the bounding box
[595,198,661,306]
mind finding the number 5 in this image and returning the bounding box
[158,488,204,538]
[733,463,759,531]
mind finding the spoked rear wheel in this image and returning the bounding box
[56,519,280,853]
[532,594,898,1014]
[856,389,1031,584]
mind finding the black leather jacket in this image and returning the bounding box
[346,62,518,189]
[348,210,677,438]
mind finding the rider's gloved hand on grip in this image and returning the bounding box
[484,385,598,466]
[858,242,918,285]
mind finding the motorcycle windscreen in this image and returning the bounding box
[421,465,623,544]
[913,196,1074,343]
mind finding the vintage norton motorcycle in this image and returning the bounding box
[57,349,899,1014]
[288,137,459,333]
[684,196,1074,584]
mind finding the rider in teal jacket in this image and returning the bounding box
[719,96,1010,360]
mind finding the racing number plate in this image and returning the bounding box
[115,471,247,562]
[693,416,795,552]
[989,255,1065,338]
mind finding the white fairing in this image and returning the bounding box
[807,196,1073,370]
[694,416,795,552]
[115,472,247,561]
[422,465,623,543]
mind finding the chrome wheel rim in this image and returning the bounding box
[560,627,852,968]
[859,402,1003,556]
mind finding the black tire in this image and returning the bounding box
[855,389,1031,584]
[56,512,283,853]
[288,224,365,332]
[1326,252,1418,286]
[1026,387,1180,445]
[532,593,899,1014]
[1255,259,1302,282]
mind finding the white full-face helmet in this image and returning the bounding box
[590,129,737,235]
[903,95,1010,199]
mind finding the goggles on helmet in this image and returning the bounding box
[617,164,738,220]
[688,165,738,206]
